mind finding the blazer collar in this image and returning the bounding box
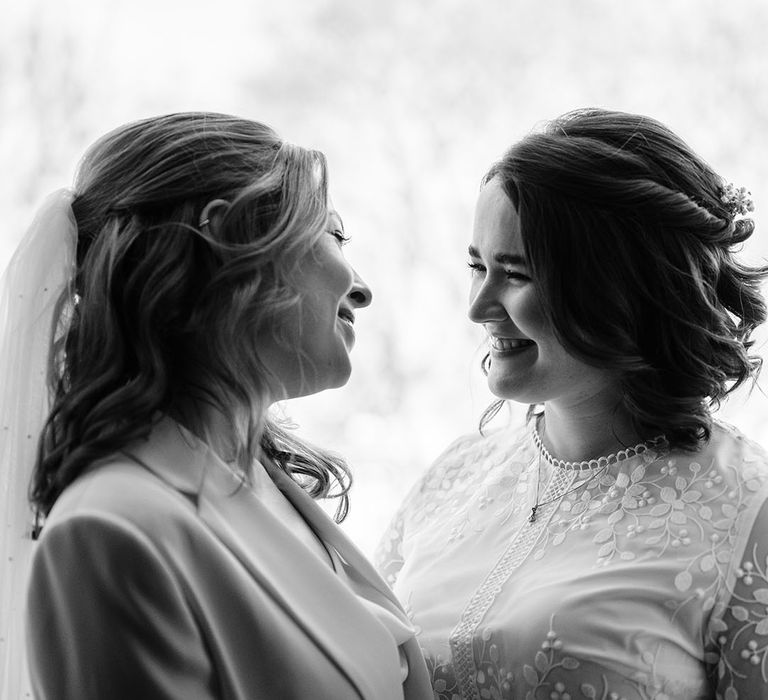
[262,459,415,618]
[123,418,411,700]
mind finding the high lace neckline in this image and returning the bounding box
[530,419,667,472]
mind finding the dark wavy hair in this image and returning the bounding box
[481,108,767,451]
[31,112,352,522]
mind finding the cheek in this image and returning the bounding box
[333,260,354,297]
[311,241,354,297]
[507,288,546,334]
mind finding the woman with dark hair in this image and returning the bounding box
[377,109,768,700]
[0,112,432,699]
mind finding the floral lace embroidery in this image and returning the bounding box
[530,450,768,698]
[515,616,688,700]
[710,542,768,698]
[521,617,581,700]
[376,431,529,586]
[377,425,768,700]
[449,466,575,699]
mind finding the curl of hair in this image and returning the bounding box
[32,112,351,522]
[481,108,767,450]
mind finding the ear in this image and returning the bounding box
[199,199,230,232]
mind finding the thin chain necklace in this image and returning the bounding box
[528,419,666,523]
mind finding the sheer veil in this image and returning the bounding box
[0,189,76,698]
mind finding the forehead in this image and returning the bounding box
[472,179,523,254]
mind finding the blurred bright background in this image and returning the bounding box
[2,0,767,556]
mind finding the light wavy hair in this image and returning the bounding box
[32,112,352,522]
[481,108,767,451]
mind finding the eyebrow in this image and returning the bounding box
[467,245,527,266]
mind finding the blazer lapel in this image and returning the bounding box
[264,462,435,698]
[263,461,414,617]
[125,419,406,700]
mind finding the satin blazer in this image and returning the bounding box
[26,419,432,699]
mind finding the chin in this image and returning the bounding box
[487,375,540,406]
[327,365,353,390]
[305,366,353,397]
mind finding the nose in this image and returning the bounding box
[348,269,373,309]
[468,279,506,324]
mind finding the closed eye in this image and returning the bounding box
[504,270,530,282]
[468,261,529,282]
[328,229,350,246]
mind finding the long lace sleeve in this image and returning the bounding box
[374,432,486,587]
[711,492,768,699]
[375,490,414,588]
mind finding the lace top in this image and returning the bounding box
[376,420,768,700]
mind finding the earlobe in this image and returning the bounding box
[199,199,231,231]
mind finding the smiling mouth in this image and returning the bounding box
[489,336,534,353]
[337,309,355,325]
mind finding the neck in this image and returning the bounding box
[539,394,643,463]
[171,399,270,465]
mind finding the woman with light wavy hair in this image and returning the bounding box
[378,108,768,700]
[0,112,432,699]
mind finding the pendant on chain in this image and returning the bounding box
[528,505,538,523]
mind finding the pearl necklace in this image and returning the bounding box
[528,421,666,523]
